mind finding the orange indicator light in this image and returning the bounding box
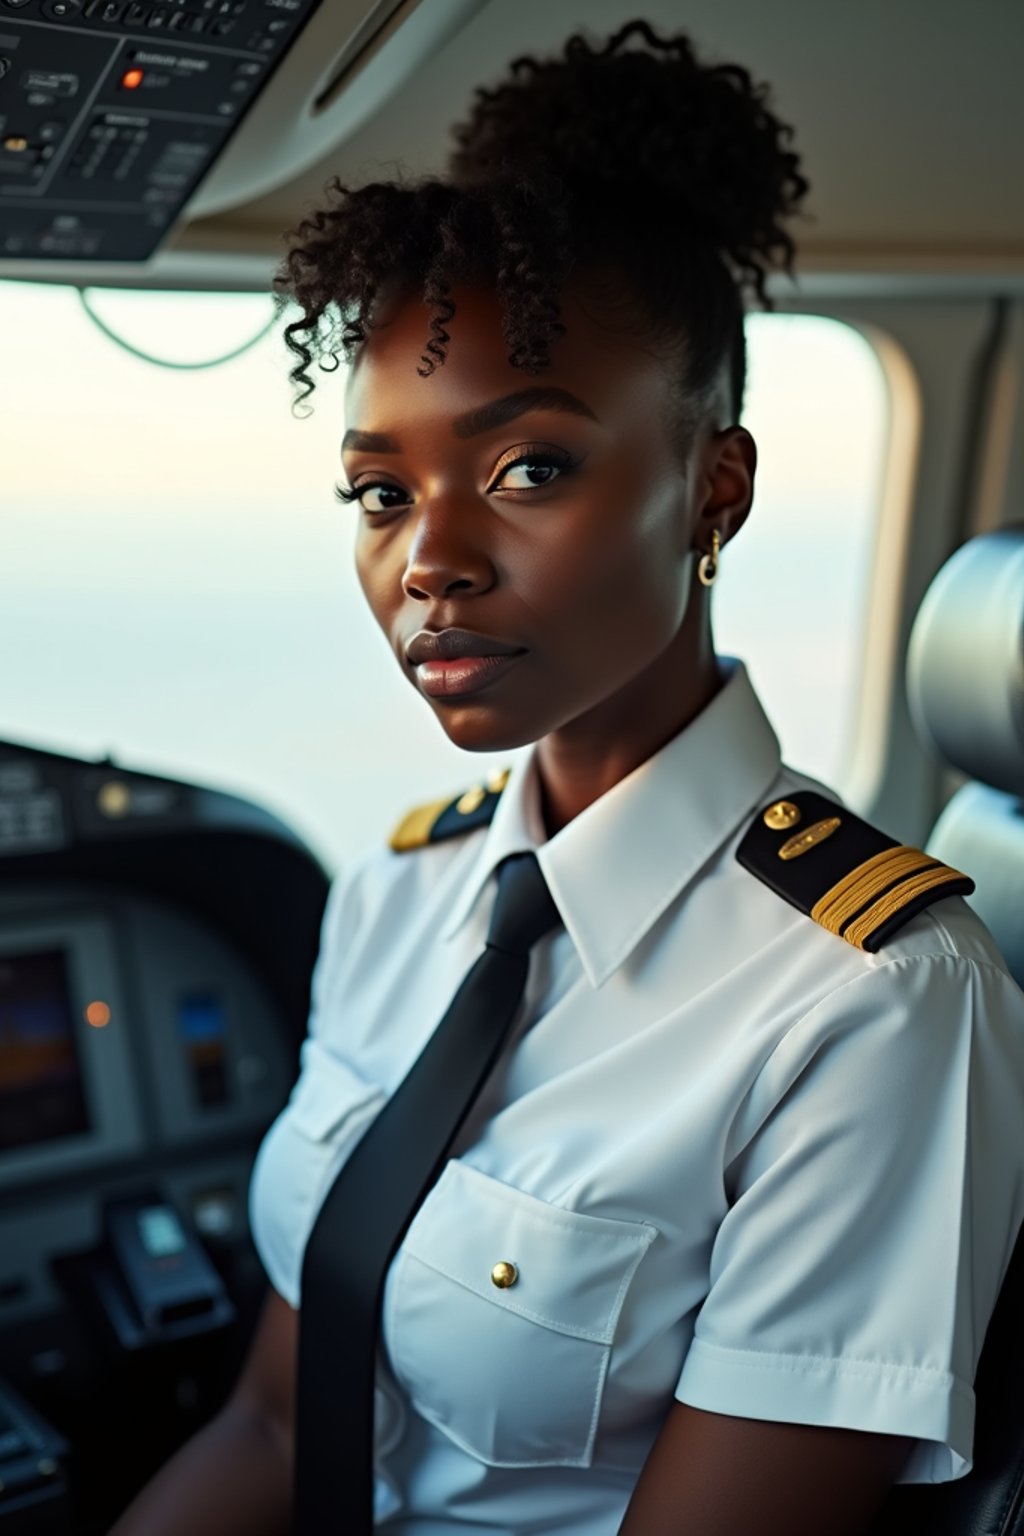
[121,68,144,89]
[85,1001,112,1029]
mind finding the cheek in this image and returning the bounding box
[522,492,688,663]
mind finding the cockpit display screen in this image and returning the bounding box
[0,950,90,1153]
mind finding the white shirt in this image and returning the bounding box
[248,660,1024,1534]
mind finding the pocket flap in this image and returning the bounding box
[401,1161,655,1344]
[286,1038,384,1141]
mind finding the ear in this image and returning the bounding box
[692,426,757,551]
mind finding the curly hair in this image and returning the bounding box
[272,18,810,434]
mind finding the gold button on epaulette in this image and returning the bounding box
[737,790,975,952]
[491,1260,518,1289]
[763,799,801,831]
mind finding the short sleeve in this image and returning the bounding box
[676,954,1024,1484]
[247,860,387,1307]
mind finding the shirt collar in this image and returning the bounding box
[440,659,781,988]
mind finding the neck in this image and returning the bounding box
[534,620,724,837]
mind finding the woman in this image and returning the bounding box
[111,19,1024,1536]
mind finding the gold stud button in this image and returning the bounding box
[763,800,801,831]
[490,1260,518,1289]
[456,785,486,815]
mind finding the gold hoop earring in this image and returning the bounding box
[697,528,721,588]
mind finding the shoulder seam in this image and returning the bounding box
[745,950,1016,1105]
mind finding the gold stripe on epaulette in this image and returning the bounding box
[811,845,937,936]
[842,863,969,950]
[388,796,453,852]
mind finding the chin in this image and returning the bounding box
[426,700,542,754]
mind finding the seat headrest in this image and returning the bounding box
[906,526,1024,796]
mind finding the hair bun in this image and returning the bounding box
[448,18,809,299]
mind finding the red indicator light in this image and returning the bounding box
[86,1000,112,1029]
[121,68,144,89]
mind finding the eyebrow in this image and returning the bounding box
[341,387,599,455]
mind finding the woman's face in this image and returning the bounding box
[343,281,754,756]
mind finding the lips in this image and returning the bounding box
[405,628,525,666]
[404,629,527,700]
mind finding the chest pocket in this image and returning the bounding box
[383,1160,656,1469]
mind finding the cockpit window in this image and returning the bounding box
[3,285,887,872]
[717,313,888,796]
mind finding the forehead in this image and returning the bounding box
[344,282,674,435]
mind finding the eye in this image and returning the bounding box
[333,480,409,515]
[489,448,578,494]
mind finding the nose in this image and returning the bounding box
[401,498,496,602]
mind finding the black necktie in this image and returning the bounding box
[294,851,564,1535]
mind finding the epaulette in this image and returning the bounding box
[389,768,511,852]
[736,790,975,952]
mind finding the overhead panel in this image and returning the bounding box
[0,0,330,263]
[0,0,484,273]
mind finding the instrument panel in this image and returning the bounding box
[0,887,292,1319]
[0,737,327,1530]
